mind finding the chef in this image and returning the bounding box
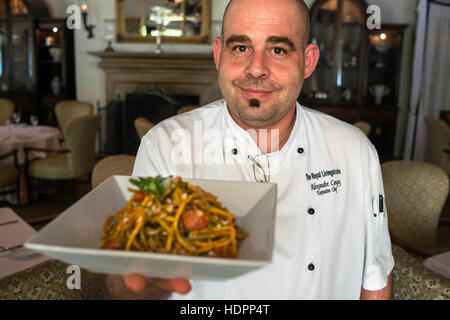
[118,0,394,299]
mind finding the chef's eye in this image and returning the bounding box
[272,47,286,55]
[234,45,248,53]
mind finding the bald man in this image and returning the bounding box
[110,0,394,300]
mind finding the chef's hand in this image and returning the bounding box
[123,274,192,295]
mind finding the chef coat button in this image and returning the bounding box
[308,208,315,215]
[308,263,315,271]
[297,147,305,155]
[231,148,238,155]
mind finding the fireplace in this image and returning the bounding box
[91,52,219,156]
[90,51,220,105]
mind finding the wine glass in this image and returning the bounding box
[12,112,21,125]
[5,119,11,138]
[30,115,39,126]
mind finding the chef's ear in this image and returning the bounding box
[304,43,320,79]
[213,36,223,71]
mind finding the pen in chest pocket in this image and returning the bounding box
[379,194,385,217]
[372,194,385,218]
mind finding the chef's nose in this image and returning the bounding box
[246,50,269,79]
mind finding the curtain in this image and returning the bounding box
[403,0,450,161]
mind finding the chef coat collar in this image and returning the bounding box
[222,101,304,159]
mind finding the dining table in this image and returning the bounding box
[0,124,61,204]
[0,207,107,300]
[423,251,450,279]
[0,207,49,279]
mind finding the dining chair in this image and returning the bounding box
[55,100,94,144]
[381,160,449,258]
[91,154,136,189]
[177,105,199,115]
[0,149,20,204]
[0,98,15,125]
[425,116,450,175]
[134,117,155,140]
[352,121,372,136]
[25,114,101,201]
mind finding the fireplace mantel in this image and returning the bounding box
[90,51,220,105]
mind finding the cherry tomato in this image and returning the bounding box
[133,191,145,203]
[183,210,209,231]
[101,238,121,250]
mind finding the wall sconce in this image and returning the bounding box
[81,2,95,38]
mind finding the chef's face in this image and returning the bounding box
[213,0,319,128]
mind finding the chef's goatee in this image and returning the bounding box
[249,99,260,107]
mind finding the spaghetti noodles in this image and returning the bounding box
[100,176,247,258]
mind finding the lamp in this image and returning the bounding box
[81,2,95,38]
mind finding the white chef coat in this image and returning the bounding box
[132,99,395,300]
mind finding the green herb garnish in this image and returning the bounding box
[130,176,167,200]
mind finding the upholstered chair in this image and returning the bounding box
[91,154,136,189]
[425,116,450,175]
[0,98,15,125]
[353,121,372,136]
[177,105,198,115]
[25,114,101,201]
[55,100,94,135]
[134,117,155,140]
[381,161,449,258]
[0,149,20,204]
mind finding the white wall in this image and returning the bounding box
[45,0,419,157]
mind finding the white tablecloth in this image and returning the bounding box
[423,251,450,279]
[0,125,61,204]
[0,125,60,164]
[0,207,49,279]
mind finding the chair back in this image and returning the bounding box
[381,160,449,249]
[91,155,136,189]
[353,121,371,136]
[177,105,198,115]
[0,99,15,125]
[134,117,155,140]
[425,116,450,171]
[64,114,101,177]
[55,100,94,133]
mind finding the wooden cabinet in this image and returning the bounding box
[0,1,75,126]
[35,19,76,126]
[300,0,406,161]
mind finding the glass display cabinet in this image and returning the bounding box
[303,0,369,106]
[301,0,406,161]
[0,0,75,125]
[36,18,76,126]
[0,0,40,114]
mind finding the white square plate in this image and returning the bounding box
[25,176,277,280]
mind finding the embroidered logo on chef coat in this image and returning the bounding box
[305,169,343,196]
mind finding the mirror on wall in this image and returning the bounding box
[116,0,211,44]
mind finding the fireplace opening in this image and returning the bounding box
[100,93,200,156]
